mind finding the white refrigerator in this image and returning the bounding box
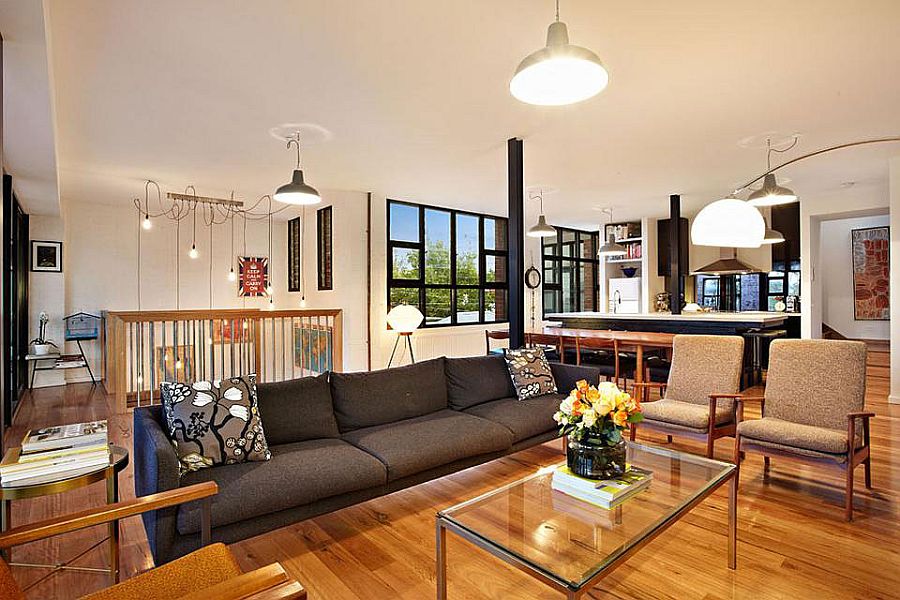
[608,277,641,314]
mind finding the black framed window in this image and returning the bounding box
[542,227,598,316]
[388,199,508,327]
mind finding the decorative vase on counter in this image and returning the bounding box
[567,436,627,479]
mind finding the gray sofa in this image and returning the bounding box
[134,354,599,564]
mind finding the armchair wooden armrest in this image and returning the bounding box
[708,393,743,399]
[732,395,766,423]
[179,562,306,600]
[0,481,217,550]
[847,411,876,420]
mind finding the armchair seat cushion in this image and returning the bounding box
[176,439,387,535]
[342,410,514,481]
[463,394,564,443]
[640,398,733,430]
[737,417,861,455]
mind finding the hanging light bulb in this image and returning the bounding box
[189,244,199,259]
[274,133,321,205]
[175,357,183,370]
[300,296,307,308]
[267,296,275,310]
[265,283,274,296]
[142,215,152,230]
[227,267,237,282]
[510,0,609,106]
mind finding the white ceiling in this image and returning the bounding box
[13,0,900,224]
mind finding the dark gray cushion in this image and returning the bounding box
[330,357,448,432]
[445,355,517,410]
[176,438,387,534]
[256,374,340,445]
[341,409,514,481]
[463,394,564,443]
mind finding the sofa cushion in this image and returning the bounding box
[445,355,517,410]
[341,409,514,481]
[640,398,733,431]
[504,348,557,400]
[330,357,448,432]
[737,417,861,455]
[256,374,340,445]
[463,394,564,443]
[176,438,387,535]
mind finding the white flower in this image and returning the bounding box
[229,404,250,421]
[192,380,212,391]
[223,387,244,402]
[559,396,574,415]
[582,408,598,428]
[191,392,214,407]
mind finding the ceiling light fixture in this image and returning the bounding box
[274,132,321,205]
[691,196,765,248]
[760,213,785,245]
[596,208,627,257]
[510,0,609,106]
[747,138,798,206]
[526,189,557,238]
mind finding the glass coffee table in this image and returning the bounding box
[436,442,737,599]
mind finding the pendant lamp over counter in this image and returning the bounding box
[690,197,766,248]
[596,208,627,257]
[526,189,557,238]
[510,0,609,106]
[274,133,322,205]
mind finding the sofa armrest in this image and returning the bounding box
[133,405,182,564]
[550,363,605,394]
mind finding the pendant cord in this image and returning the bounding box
[137,210,142,310]
[175,213,181,309]
[555,0,560,22]
[209,219,213,309]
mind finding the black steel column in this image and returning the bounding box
[508,138,525,348]
[668,194,683,314]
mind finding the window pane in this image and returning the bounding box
[486,255,507,283]
[389,287,419,311]
[561,230,576,257]
[543,289,559,315]
[543,235,560,257]
[562,260,577,312]
[739,274,760,311]
[543,258,559,284]
[424,209,451,284]
[484,289,507,323]
[787,271,800,296]
[789,260,801,271]
[484,218,507,251]
[457,288,480,323]
[456,214,480,285]
[392,247,419,280]
[579,263,596,311]
[768,278,784,294]
[389,202,419,242]
[425,288,451,325]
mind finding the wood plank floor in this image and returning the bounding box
[4,371,899,599]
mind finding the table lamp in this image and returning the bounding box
[386,304,424,367]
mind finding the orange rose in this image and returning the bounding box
[571,399,584,416]
[613,409,628,427]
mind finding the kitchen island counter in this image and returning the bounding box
[545,311,789,335]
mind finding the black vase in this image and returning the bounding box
[567,436,627,480]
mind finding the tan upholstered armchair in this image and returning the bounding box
[734,339,872,521]
[630,335,744,458]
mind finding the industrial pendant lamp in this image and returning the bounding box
[526,189,556,238]
[691,196,766,248]
[760,214,785,245]
[510,0,609,106]
[274,133,321,205]
[597,208,626,257]
[747,138,798,206]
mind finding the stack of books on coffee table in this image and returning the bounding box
[1,420,109,487]
[551,465,653,509]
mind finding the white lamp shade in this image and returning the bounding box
[690,198,766,248]
[387,304,424,333]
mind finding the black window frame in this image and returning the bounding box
[387,199,509,328]
[541,226,599,316]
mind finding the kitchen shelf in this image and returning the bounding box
[615,237,643,244]
[606,258,642,264]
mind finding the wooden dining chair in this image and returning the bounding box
[0,482,306,600]
[575,336,625,387]
[484,329,509,356]
[524,332,564,362]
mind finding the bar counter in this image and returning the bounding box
[545,311,789,335]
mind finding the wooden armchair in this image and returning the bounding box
[629,335,744,458]
[734,339,871,521]
[484,329,509,355]
[0,482,306,600]
[524,332,564,362]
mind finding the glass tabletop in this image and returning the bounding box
[439,442,735,589]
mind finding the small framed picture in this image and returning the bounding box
[31,240,62,272]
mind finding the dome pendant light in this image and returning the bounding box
[691,196,766,248]
[526,189,557,238]
[274,133,321,205]
[747,138,799,206]
[510,0,609,106]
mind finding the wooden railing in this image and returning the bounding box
[104,309,342,413]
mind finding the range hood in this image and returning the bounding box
[691,248,765,276]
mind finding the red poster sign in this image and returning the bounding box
[238,256,269,297]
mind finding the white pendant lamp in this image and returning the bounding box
[526,189,557,238]
[690,197,766,248]
[274,133,321,205]
[510,0,609,106]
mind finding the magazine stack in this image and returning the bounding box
[550,465,653,509]
[1,421,109,487]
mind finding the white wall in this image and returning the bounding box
[29,215,66,387]
[889,156,900,404]
[819,214,890,340]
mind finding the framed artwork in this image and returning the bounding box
[317,206,333,290]
[287,217,302,292]
[31,240,62,272]
[238,256,269,297]
[851,226,889,320]
[292,322,333,374]
[154,345,195,384]
[212,319,249,344]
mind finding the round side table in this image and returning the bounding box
[0,444,129,584]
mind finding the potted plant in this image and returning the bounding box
[30,312,58,355]
[553,379,643,479]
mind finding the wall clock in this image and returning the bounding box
[525,265,542,289]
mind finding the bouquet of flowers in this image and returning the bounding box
[553,380,643,444]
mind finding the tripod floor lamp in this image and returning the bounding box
[387,304,425,367]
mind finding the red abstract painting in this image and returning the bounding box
[851,227,889,320]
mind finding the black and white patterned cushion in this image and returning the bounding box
[504,347,558,400]
[160,374,271,475]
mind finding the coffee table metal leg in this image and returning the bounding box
[107,466,120,584]
[1,498,10,562]
[728,471,737,569]
[436,518,447,599]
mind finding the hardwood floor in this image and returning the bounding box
[4,373,899,599]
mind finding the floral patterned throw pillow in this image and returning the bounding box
[504,347,558,400]
[160,374,271,475]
